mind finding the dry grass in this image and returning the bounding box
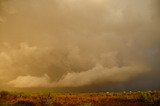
[0,90,160,106]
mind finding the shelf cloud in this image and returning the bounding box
[0,0,159,90]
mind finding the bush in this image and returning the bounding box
[13,100,36,106]
[140,92,153,103]
[0,91,11,97]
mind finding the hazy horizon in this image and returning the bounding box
[0,0,160,91]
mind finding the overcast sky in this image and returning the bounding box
[0,0,160,91]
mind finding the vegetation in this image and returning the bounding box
[0,90,160,106]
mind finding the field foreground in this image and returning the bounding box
[0,90,160,106]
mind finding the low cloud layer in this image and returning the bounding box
[8,74,50,87]
[0,0,159,90]
[8,62,148,88]
[56,64,148,87]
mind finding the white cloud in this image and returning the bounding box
[55,64,148,87]
[7,63,148,87]
[8,74,50,87]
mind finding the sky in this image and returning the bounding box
[0,0,160,91]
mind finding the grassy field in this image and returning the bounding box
[0,90,160,106]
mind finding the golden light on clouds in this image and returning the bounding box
[0,0,159,90]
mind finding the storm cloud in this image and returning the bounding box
[0,0,159,90]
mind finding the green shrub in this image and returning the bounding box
[0,91,11,97]
[140,92,154,103]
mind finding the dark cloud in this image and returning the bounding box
[0,0,159,90]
